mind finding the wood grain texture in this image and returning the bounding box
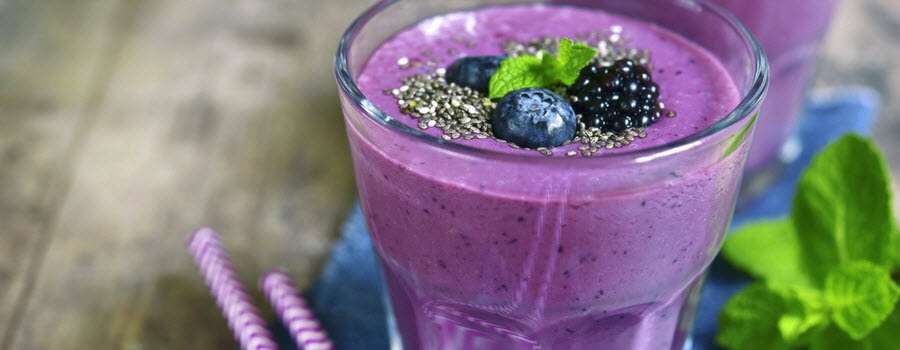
[2,0,364,348]
[0,0,123,345]
[0,0,897,349]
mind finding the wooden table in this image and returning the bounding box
[1,0,898,349]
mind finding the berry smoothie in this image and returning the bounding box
[711,0,838,173]
[337,2,765,349]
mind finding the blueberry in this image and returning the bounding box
[492,88,577,149]
[445,55,507,93]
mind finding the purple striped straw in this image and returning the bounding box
[261,269,334,350]
[188,227,278,350]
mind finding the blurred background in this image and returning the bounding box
[0,0,897,349]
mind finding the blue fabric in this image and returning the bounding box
[276,87,880,350]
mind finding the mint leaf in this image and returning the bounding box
[808,324,867,350]
[778,287,829,342]
[895,229,900,270]
[825,261,900,339]
[488,55,545,99]
[864,305,900,349]
[488,38,597,99]
[808,304,900,350]
[717,283,793,350]
[719,134,900,349]
[555,38,597,85]
[722,219,814,287]
[792,134,897,284]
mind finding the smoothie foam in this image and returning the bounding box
[343,4,752,349]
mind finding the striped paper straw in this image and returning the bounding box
[261,269,334,350]
[188,227,278,350]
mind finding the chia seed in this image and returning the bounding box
[388,29,672,156]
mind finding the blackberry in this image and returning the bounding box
[567,58,662,133]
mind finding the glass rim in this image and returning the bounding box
[334,0,769,163]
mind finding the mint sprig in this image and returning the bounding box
[718,134,900,350]
[488,38,597,99]
[826,261,900,339]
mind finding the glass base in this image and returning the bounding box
[380,272,702,350]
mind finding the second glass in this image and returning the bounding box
[713,0,839,187]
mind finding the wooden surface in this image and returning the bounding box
[0,0,897,349]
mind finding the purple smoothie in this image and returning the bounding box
[339,3,761,349]
[711,0,838,173]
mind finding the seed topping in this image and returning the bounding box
[386,27,670,156]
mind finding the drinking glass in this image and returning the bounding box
[335,0,768,348]
[712,0,839,195]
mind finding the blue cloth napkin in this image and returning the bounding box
[277,87,880,350]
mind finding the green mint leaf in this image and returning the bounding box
[778,287,829,342]
[792,134,897,284]
[555,38,597,85]
[488,55,545,99]
[825,261,900,339]
[895,229,900,271]
[863,305,900,349]
[488,37,597,99]
[722,219,814,287]
[540,50,564,81]
[807,307,900,350]
[720,134,900,349]
[808,323,868,350]
[717,283,793,350]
